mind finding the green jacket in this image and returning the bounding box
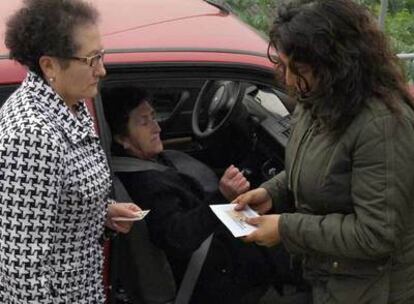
[262,99,414,304]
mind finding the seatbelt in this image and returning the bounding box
[112,150,219,197]
[174,234,213,304]
[113,176,176,304]
[111,156,169,173]
[112,155,214,304]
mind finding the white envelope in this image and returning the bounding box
[210,204,258,237]
[112,210,150,222]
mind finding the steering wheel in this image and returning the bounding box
[192,80,245,138]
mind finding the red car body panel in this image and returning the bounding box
[0,0,273,85]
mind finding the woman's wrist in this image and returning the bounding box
[103,199,119,242]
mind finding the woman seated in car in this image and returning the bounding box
[103,86,293,304]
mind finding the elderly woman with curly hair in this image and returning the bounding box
[235,0,414,303]
[0,0,140,303]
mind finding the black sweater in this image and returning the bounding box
[117,161,275,304]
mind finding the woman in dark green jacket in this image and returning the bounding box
[235,0,414,303]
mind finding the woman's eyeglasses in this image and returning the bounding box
[66,49,105,67]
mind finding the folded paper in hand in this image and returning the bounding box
[210,204,258,237]
[112,210,150,222]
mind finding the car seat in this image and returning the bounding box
[95,93,215,304]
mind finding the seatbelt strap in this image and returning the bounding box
[112,156,169,172]
[174,234,214,304]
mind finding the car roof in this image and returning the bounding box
[0,0,269,56]
[100,0,268,54]
[0,0,273,84]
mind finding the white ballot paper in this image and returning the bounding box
[210,204,259,237]
[112,210,150,222]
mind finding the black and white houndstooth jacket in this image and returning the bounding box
[0,72,112,303]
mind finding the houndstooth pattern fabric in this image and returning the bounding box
[0,72,112,303]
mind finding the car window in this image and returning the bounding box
[153,91,183,121]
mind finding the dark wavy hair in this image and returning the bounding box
[102,86,151,155]
[102,86,151,138]
[5,0,99,76]
[270,0,414,134]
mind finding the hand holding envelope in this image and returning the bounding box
[106,202,147,234]
[210,204,258,237]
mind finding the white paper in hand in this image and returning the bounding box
[112,210,150,222]
[210,204,258,237]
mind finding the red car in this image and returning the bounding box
[0,1,293,303]
[1,1,412,303]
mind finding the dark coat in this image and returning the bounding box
[262,99,414,303]
[117,157,276,304]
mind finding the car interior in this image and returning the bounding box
[96,63,300,303]
[98,64,294,189]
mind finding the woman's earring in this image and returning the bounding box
[49,77,55,82]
